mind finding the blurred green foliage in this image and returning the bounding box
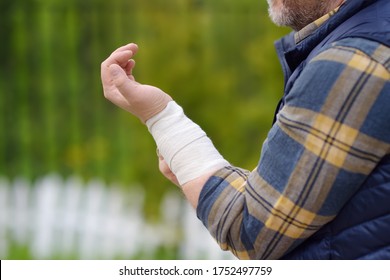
[0,0,289,216]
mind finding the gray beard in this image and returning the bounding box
[267,0,331,31]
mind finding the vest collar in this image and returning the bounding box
[294,2,345,44]
[275,0,376,73]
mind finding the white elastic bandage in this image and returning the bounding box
[146,101,229,185]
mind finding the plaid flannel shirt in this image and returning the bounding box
[197,7,390,260]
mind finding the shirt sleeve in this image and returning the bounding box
[196,39,390,260]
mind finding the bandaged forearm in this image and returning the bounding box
[146,101,229,185]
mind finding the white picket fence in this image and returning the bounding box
[0,175,234,260]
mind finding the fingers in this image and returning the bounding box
[101,43,138,75]
[112,43,138,56]
[101,48,137,85]
[158,157,180,186]
[106,43,138,67]
[125,59,136,80]
[105,50,134,69]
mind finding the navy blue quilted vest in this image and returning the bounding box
[273,0,390,259]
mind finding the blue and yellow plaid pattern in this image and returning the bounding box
[197,10,390,259]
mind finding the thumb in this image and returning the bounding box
[109,64,126,83]
[109,64,135,94]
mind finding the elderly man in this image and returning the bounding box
[101,0,390,259]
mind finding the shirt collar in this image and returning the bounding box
[294,1,346,44]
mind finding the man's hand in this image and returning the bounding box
[158,155,180,187]
[101,43,172,123]
[101,43,214,209]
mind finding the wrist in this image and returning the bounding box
[146,101,229,185]
[141,93,173,123]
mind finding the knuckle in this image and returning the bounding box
[103,93,111,101]
[103,90,113,100]
[101,60,108,69]
[159,161,170,175]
